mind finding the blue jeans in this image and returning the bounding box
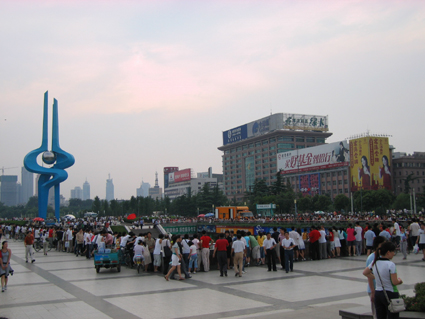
[189,254,198,270]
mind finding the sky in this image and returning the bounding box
[1,0,425,201]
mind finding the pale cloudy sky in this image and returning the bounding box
[1,0,424,200]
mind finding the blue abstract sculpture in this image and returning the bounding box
[24,92,75,220]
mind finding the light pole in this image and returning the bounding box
[294,199,297,218]
[413,188,417,214]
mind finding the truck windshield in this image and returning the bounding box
[240,212,254,218]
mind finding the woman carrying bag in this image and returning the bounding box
[363,242,404,319]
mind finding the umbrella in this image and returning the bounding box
[205,213,214,217]
[197,214,205,218]
[33,217,44,222]
[64,214,76,219]
[127,213,136,220]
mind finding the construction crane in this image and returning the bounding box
[1,166,19,175]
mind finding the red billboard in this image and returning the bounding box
[174,168,191,182]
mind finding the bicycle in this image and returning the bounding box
[34,239,43,252]
[119,248,132,268]
[134,256,144,273]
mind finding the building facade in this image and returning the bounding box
[70,186,83,199]
[392,152,425,196]
[106,174,114,201]
[149,172,162,200]
[0,175,18,206]
[20,166,34,204]
[136,181,151,197]
[218,113,332,201]
[83,180,90,200]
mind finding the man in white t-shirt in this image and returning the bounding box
[393,220,401,246]
[410,219,420,248]
[66,227,73,253]
[415,223,425,261]
[153,234,163,272]
[319,226,327,259]
[355,222,363,256]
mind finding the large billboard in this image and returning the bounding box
[277,140,349,174]
[222,113,329,145]
[350,137,391,191]
[283,114,328,132]
[174,168,191,183]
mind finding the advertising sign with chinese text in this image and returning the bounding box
[299,173,321,196]
[349,137,391,191]
[277,140,349,174]
[282,114,328,132]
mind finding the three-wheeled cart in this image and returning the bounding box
[94,249,121,273]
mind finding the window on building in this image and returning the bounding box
[306,137,315,143]
[262,159,269,163]
[316,138,325,143]
[262,140,268,145]
[333,181,336,185]
[269,151,276,156]
[243,145,248,150]
[270,138,276,143]
[270,157,276,161]
[255,155,261,159]
[249,143,254,148]
[262,147,268,152]
[278,136,294,142]
[255,142,261,147]
[296,137,305,142]
[225,150,230,154]
[236,147,242,151]
[270,146,275,150]
[255,149,261,153]
[296,145,305,149]
[249,151,254,155]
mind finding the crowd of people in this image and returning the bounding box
[1,215,425,318]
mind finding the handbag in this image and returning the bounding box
[413,244,419,254]
[163,241,172,258]
[375,261,405,313]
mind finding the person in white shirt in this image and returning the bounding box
[355,222,363,256]
[393,220,401,246]
[66,227,73,253]
[415,223,425,261]
[289,227,300,261]
[281,232,296,273]
[263,233,277,272]
[133,240,145,264]
[153,234,163,272]
[409,219,420,248]
[231,234,246,277]
[120,234,131,248]
[319,226,327,259]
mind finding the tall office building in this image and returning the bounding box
[106,174,114,201]
[70,186,83,199]
[21,167,34,204]
[136,181,150,197]
[149,172,162,200]
[83,180,90,200]
[0,175,18,206]
[218,113,332,201]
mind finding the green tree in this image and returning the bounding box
[334,194,350,212]
[314,195,332,212]
[297,196,313,213]
[92,196,101,214]
[393,193,411,210]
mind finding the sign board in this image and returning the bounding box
[163,225,197,235]
[350,137,391,191]
[282,113,328,132]
[216,226,254,234]
[277,140,349,174]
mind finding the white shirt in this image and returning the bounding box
[319,230,327,243]
[355,226,363,241]
[419,229,425,244]
[189,245,197,255]
[393,222,401,236]
[410,222,420,236]
[134,244,145,256]
[66,229,73,241]
[369,259,397,292]
[153,239,162,255]
[232,240,246,253]
[181,239,190,254]
[120,235,130,247]
[192,238,200,250]
[281,238,295,249]
[289,230,300,246]
[263,238,276,250]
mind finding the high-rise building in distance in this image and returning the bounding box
[136,181,150,197]
[70,186,83,199]
[21,166,33,204]
[0,175,18,206]
[149,172,162,200]
[106,174,114,201]
[83,180,90,200]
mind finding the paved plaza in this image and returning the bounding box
[0,240,423,319]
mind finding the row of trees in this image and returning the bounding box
[1,172,424,219]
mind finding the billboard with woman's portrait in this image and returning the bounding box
[350,137,391,191]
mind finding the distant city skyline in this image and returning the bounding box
[1,1,425,200]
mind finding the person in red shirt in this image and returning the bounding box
[200,231,213,272]
[309,226,321,260]
[213,233,229,277]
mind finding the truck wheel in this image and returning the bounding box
[117,265,121,273]
[96,266,100,273]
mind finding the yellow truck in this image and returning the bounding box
[215,206,254,220]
